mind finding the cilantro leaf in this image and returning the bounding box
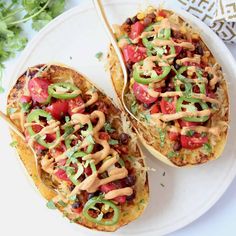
[46,200,56,209]
[108,139,119,145]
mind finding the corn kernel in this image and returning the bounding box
[156,16,164,21]
[137,12,145,20]
[192,33,200,40]
[180,26,187,34]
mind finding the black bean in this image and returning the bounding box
[69,185,75,191]
[126,62,133,73]
[166,87,174,92]
[173,141,182,151]
[125,18,133,25]
[195,43,204,55]
[143,17,152,27]
[72,201,81,209]
[88,191,100,200]
[119,133,130,145]
[132,16,138,23]
[126,191,136,201]
[174,61,181,70]
[125,175,136,187]
[147,12,156,19]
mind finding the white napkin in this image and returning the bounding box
[177,0,236,43]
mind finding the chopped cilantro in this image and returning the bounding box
[167,151,178,159]
[143,112,151,123]
[20,102,31,112]
[69,195,77,201]
[160,183,165,187]
[63,125,74,138]
[203,143,212,153]
[58,200,67,207]
[86,134,95,144]
[65,116,70,123]
[157,128,166,147]
[95,51,103,61]
[131,101,138,115]
[104,122,115,133]
[164,97,173,102]
[46,200,56,209]
[108,139,119,145]
[7,107,17,115]
[10,141,18,147]
[163,171,166,176]
[201,132,207,137]
[186,130,195,137]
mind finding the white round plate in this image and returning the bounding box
[3,0,236,235]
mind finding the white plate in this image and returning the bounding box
[3,0,236,235]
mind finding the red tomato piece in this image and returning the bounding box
[55,169,70,181]
[158,10,167,18]
[99,132,110,141]
[178,119,202,127]
[206,86,216,99]
[183,61,201,67]
[160,97,176,114]
[129,22,145,40]
[122,45,146,63]
[181,133,208,149]
[150,103,159,114]
[84,166,92,176]
[72,206,83,214]
[28,77,50,103]
[68,96,85,116]
[20,95,32,104]
[133,82,158,104]
[46,100,68,120]
[100,183,126,203]
[174,46,183,56]
[168,132,180,141]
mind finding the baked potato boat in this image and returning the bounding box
[108,7,229,167]
[7,64,149,231]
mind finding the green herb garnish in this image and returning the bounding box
[167,151,178,158]
[104,122,115,133]
[203,143,212,153]
[108,139,119,145]
[46,200,56,209]
[10,140,18,147]
[157,128,166,147]
[20,102,31,112]
[186,130,195,137]
[86,134,95,144]
[95,51,103,61]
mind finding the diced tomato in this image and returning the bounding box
[20,95,32,104]
[160,97,176,114]
[168,132,179,141]
[150,103,159,114]
[72,206,83,214]
[28,77,50,103]
[34,142,47,152]
[129,22,145,40]
[46,100,68,120]
[178,119,202,127]
[158,10,167,18]
[122,45,146,63]
[57,159,67,166]
[181,133,208,149]
[183,61,201,67]
[99,132,110,141]
[174,46,183,56]
[46,133,57,142]
[206,86,216,99]
[100,183,126,203]
[84,166,92,176]
[55,169,70,181]
[133,82,158,104]
[68,96,85,116]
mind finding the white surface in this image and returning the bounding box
[0,1,236,236]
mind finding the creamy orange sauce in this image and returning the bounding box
[105,187,133,200]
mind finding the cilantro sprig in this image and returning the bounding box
[0,0,66,93]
